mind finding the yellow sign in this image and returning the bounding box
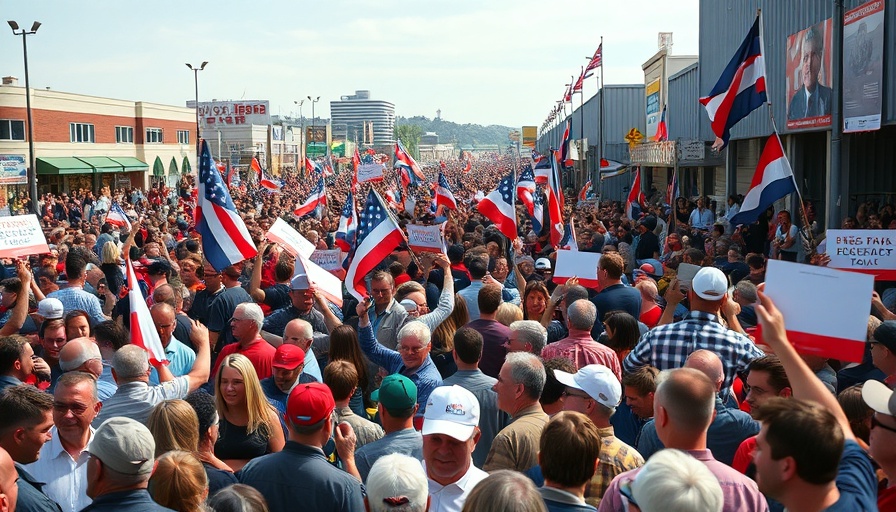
[625,128,644,148]
[522,126,537,148]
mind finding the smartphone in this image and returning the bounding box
[677,263,701,293]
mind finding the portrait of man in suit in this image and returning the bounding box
[788,24,833,120]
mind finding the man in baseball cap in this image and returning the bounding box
[356,374,421,482]
[551,365,643,503]
[240,382,364,511]
[422,385,487,512]
[84,417,163,510]
[261,344,316,417]
[36,298,64,321]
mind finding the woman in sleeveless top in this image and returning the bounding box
[214,354,284,471]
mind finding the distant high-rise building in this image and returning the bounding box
[330,90,395,146]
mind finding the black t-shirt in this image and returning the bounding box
[635,231,660,260]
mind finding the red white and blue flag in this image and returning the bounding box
[625,166,647,220]
[578,180,592,202]
[559,120,574,168]
[478,171,518,240]
[395,141,426,183]
[434,172,457,210]
[335,191,357,253]
[533,151,551,184]
[126,256,167,366]
[195,140,258,271]
[305,157,322,176]
[730,133,796,226]
[654,105,668,142]
[560,217,579,251]
[462,157,471,173]
[517,165,537,217]
[105,202,131,230]
[293,177,327,218]
[547,150,565,246]
[699,15,767,149]
[323,153,334,177]
[250,157,263,180]
[345,189,405,301]
[585,43,603,72]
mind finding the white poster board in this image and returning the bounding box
[265,218,315,258]
[406,224,445,253]
[0,215,50,258]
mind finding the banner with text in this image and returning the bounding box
[843,0,885,133]
[406,223,445,253]
[310,249,342,271]
[0,215,50,258]
[0,154,28,185]
[357,162,385,183]
[265,218,315,258]
[826,229,896,280]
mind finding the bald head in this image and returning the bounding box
[655,368,716,435]
[59,337,103,377]
[152,284,176,308]
[684,350,724,392]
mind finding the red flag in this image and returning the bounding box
[250,158,263,180]
[547,151,565,246]
[126,257,167,366]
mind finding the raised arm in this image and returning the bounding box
[755,290,854,441]
[185,320,212,392]
[0,260,32,336]
[247,242,268,303]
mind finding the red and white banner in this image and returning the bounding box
[0,215,49,258]
[265,218,315,258]
[762,260,873,363]
[552,250,601,289]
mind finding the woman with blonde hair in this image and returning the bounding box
[214,354,285,471]
[100,240,125,296]
[431,294,469,378]
[148,399,200,457]
[148,450,209,512]
[495,302,523,327]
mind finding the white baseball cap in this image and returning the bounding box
[553,365,621,408]
[37,298,64,320]
[692,267,728,301]
[863,380,896,416]
[535,258,552,270]
[422,385,480,442]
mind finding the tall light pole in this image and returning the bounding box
[307,95,319,154]
[294,100,304,167]
[186,61,208,159]
[8,20,41,215]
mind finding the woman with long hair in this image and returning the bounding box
[522,281,549,321]
[329,324,373,416]
[100,241,125,296]
[148,399,199,457]
[431,294,469,379]
[602,310,642,363]
[184,391,238,495]
[148,451,208,512]
[214,354,285,471]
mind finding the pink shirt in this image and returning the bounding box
[541,331,622,380]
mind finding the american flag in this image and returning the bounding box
[434,172,457,210]
[195,139,257,271]
[586,43,603,72]
[531,184,544,234]
[533,150,550,184]
[477,171,518,240]
[105,201,131,230]
[345,190,405,301]
[294,177,327,218]
[305,157,322,176]
[517,165,537,217]
[126,256,167,365]
[335,191,357,252]
[559,120,574,168]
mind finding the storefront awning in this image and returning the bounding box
[168,157,179,176]
[75,157,124,173]
[182,156,192,174]
[108,157,149,172]
[36,157,94,175]
[152,156,165,177]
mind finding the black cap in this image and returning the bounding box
[640,216,657,231]
[875,321,896,352]
[146,259,172,276]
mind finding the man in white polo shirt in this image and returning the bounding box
[423,385,487,512]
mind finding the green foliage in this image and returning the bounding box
[395,124,422,159]
[396,115,517,148]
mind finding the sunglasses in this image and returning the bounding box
[872,415,896,435]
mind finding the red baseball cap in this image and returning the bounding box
[286,383,334,426]
[272,344,305,370]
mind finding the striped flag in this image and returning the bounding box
[578,180,592,202]
[395,140,426,182]
[699,15,767,149]
[126,256,167,366]
[625,166,647,220]
[294,177,327,218]
[105,202,131,230]
[585,43,603,72]
[434,172,457,210]
[250,157,263,180]
[654,105,668,142]
[345,190,405,301]
[195,140,257,271]
[335,191,357,260]
[547,150,565,246]
[730,133,796,226]
[530,185,544,234]
[559,120,574,168]
[305,157,322,176]
[478,171,518,240]
[517,165,537,217]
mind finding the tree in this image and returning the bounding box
[395,124,422,159]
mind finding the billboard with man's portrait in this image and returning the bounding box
[785,19,833,130]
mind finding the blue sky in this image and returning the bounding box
[0,0,699,127]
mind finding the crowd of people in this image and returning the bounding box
[0,150,895,512]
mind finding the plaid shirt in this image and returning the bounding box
[623,311,764,398]
[585,427,644,508]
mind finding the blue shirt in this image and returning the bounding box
[47,287,106,326]
[636,396,760,466]
[15,464,64,512]
[355,428,423,482]
[457,280,484,320]
[260,373,318,417]
[358,323,442,414]
[825,440,877,511]
[80,489,174,512]
[689,207,714,230]
[590,283,642,339]
[149,337,196,385]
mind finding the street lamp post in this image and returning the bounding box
[185,62,208,159]
[8,20,41,215]
[294,100,304,168]
[307,95,319,154]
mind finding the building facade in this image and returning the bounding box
[0,77,195,207]
[330,90,395,148]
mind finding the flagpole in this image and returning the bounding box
[579,65,585,191]
[598,36,605,201]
